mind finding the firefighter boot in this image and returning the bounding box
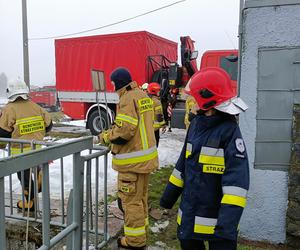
[17,191,34,212]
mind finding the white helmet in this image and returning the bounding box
[141,83,148,91]
[6,78,29,102]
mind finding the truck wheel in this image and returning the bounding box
[87,109,109,135]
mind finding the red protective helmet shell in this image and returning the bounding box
[186,67,235,110]
[147,82,161,95]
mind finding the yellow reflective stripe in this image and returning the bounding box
[169,175,184,188]
[177,208,182,225]
[199,155,224,166]
[186,143,192,158]
[177,214,182,225]
[124,225,146,236]
[139,114,148,150]
[11,145,42,155]
[15,116,44,125]
[194,216,217,234]
[221,194,247,208]
[154,106,162,111]
[112,149,158,165]
[185,150,191,158]
[116,114,138,126]
[194,225,215,234]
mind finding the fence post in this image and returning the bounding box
[0,177,6,250]
[72,152,84,250]
[42,163,51,247]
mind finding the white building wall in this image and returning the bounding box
[239,4,300,243]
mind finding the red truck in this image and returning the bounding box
[55,31,237,133]
[29,86,59,112]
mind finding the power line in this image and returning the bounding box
[29,0,187,41]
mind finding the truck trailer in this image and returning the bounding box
[55,30,237,133]
[55,31,178,135]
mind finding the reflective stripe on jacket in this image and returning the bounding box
[107,81,158,173]
[151,95,165,131]
[0,99,52,149]
[160,113,249,241]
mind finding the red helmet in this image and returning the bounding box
[147,82,161,95]
[185,67,235,111]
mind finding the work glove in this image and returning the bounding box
[99,130,111,146]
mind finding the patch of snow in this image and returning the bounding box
[158,128,186,168]
[60,119,86,127]
[150,220,169,233]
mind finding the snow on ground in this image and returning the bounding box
[60,119,86,127]
[1,128,186,199]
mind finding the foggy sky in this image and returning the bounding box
[0,0,240,87]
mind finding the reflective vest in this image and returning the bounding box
[160,113,249,241]
[107,81,158,173]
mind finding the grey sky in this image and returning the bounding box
[0,0,239,87]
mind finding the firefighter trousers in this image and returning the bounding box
[180,239,237,250]
[17,167,42,200]
[118,172,150,247]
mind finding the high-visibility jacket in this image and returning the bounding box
[160,113,249,241]
[184,95,197,129]
[0,99,52,154]
[150,95,165,131]
[107,81,158,173]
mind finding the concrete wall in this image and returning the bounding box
[239,4,300,243]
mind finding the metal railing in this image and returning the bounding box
[0,137,111,249]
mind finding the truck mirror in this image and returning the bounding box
[91,69,106,91]
[190,51,198,60]
[225,55,238,62]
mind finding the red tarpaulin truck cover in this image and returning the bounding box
[55,31,178,92]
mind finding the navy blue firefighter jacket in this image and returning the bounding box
[160,112,249,241]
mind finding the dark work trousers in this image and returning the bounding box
[154,130,160,147]
[180,239,237,250]
[17,168,39,200]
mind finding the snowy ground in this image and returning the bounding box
[1,120,186,200]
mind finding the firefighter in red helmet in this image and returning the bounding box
[160,67,249,250]
[147,82,166,147]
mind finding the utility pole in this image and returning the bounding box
[22,0,30,89]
